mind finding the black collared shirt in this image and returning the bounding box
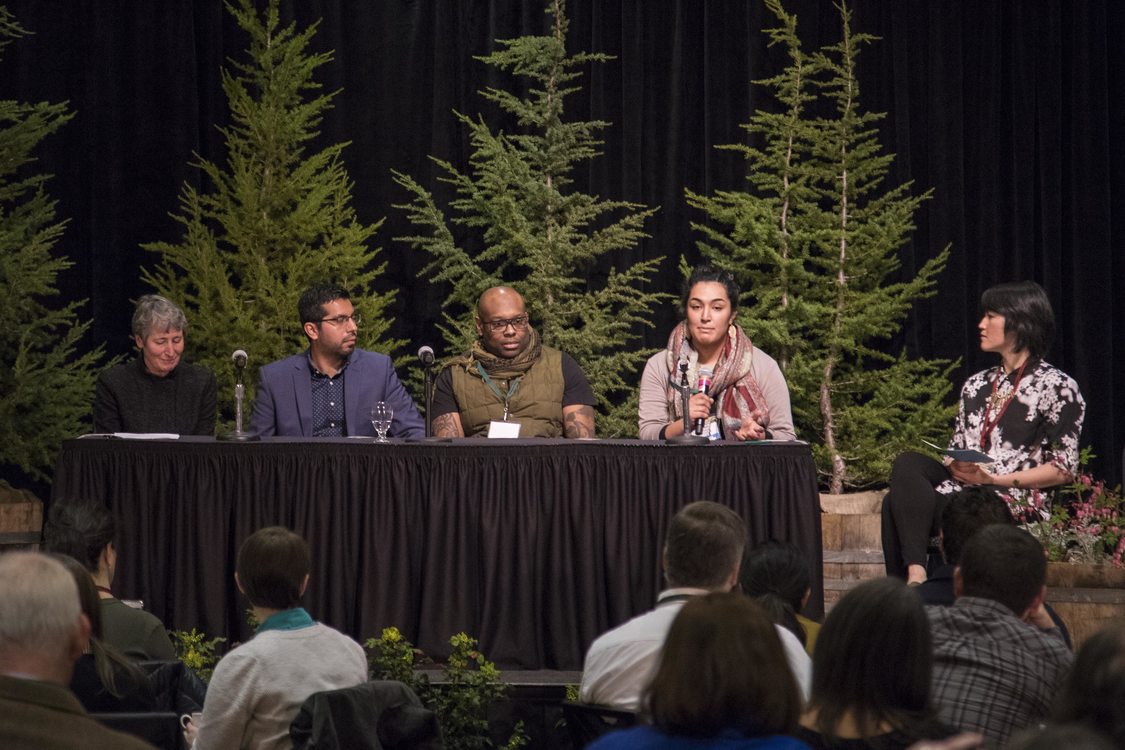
[308,355,349,437]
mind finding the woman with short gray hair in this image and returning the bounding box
[92,294,216,434]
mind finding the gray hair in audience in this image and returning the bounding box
[0,552,82,654]
[664,501,746,589]
[131,294,187,339]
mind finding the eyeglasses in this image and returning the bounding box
[319,314,361,327]
[482,314,529,332]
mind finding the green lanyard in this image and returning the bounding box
[476,363,521,421]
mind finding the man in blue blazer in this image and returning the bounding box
[250,283,424,439]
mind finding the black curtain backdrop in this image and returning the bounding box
[0,0,1122,484]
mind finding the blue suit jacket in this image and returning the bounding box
[250,348,424,438]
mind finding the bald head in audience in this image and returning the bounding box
[0,552,91,685]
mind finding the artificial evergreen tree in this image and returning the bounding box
[691,0,955,491]
[393,0,665,437]
[685,0,822,386]
[0,7,106,482]
[144,0,397,415]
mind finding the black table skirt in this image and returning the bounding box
[52,437,822,670]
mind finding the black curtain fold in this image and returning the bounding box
[0,0,1121,486]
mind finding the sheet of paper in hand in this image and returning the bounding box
[922,439,993,464]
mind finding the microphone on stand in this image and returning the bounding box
[232,349,248,381]
[665,360,708,444]
[220,349,257,441]
[418,345,435,367]
[693,366,714,436]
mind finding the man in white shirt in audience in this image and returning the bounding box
[579,501,812,710]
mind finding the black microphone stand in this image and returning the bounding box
[423,361,435,438]
[665,361,708,444]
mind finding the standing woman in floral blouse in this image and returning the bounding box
[881,281,1085,584]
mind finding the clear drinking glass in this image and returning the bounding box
[370,402,393,443]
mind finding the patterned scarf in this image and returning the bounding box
[453,327,544,379]
[663,321,769,436]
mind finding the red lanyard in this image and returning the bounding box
[979,360,1028,451]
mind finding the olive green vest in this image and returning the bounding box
[451,346,565,437]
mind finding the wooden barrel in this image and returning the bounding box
[820,491,887,612]
[0,481,43,552]
[1046,562,1125,650]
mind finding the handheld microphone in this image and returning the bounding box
[693,366,714,435]
[231,349,248,368]
[417,345,435,366]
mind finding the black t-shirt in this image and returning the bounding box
[431,352,595,417]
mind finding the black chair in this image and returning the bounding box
[561,701,639,749]
[136,660,207,714]
[90,711,183,750]
[86,661,206,750]
[290,680,441,750]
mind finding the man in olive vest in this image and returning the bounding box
[431,286,596,438]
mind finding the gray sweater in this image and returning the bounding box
[193,622,368,750]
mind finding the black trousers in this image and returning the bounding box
[881,451,952,578]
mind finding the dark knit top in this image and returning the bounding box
[100,597,177,661]
[93,356,217,435]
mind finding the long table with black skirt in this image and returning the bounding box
[52,436,822,670]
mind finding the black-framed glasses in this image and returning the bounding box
[320,314,361,327]
[482,314,529,332]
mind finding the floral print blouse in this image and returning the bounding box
[941,359,1085,520]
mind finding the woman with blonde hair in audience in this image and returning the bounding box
[796,578,956,749]
[589,592,808,749]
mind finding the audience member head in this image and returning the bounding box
[236,526,312,611]
[49,554,104,638]
[0,552,90,684]
[646,592,800,738]
[42,501,117,582]
[980,281,1055,360]
[955,524,1046,616]
[940,486,1016,565]
[807,577,933,740]
[740,540,811,646]
[679,264,740,318]
[663,501,746,590]
[1052,622,1125,746]
[1006,724,1116,750]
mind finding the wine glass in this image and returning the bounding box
[370,402,393,443]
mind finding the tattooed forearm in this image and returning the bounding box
[563,405,596,439]
[433,412,464,438]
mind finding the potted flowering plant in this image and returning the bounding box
[1023,448,1125,567]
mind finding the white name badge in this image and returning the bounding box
[487,420,521,439]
